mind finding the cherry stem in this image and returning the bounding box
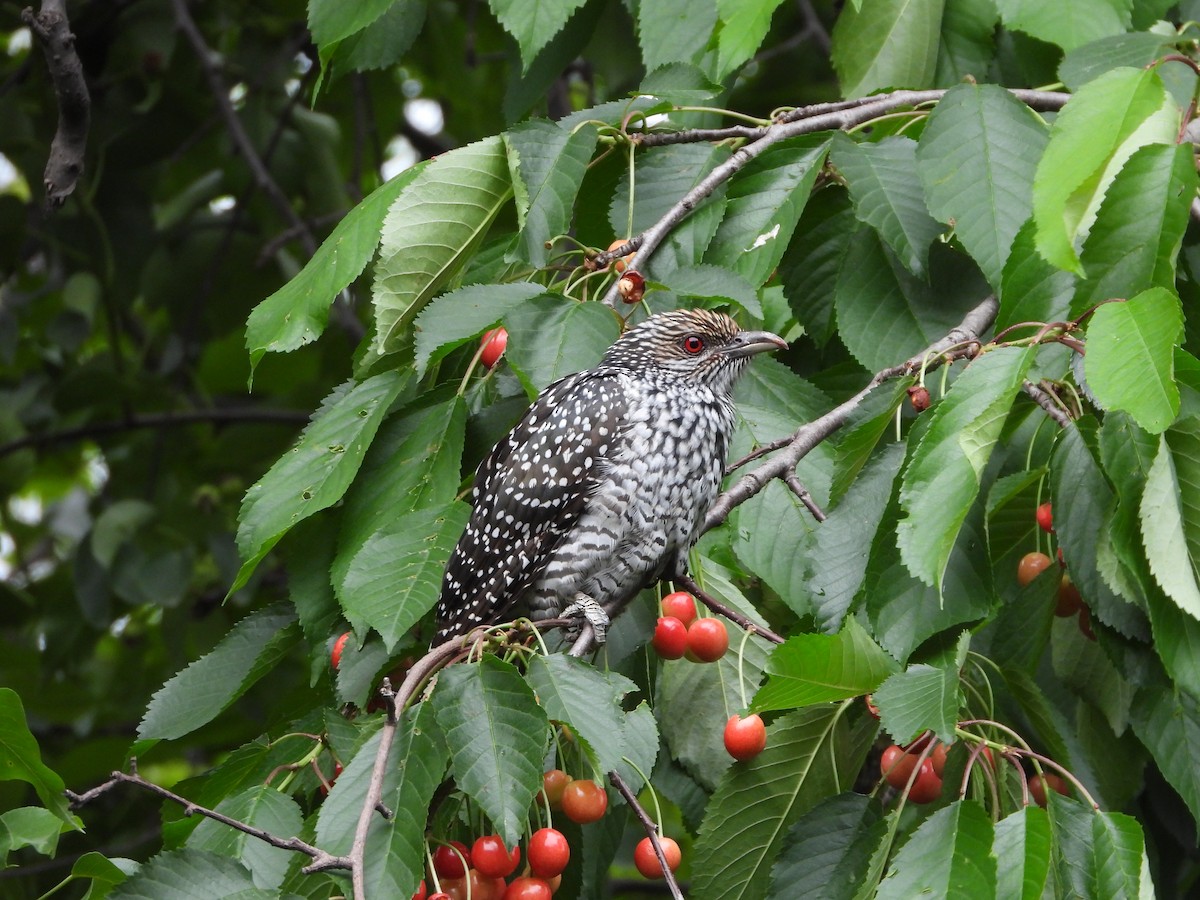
[607,768,684,900]
[674,573,784,644]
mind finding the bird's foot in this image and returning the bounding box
[562,594,609,645]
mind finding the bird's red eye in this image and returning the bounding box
[683,335,705,354]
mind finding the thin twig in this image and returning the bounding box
[350,681,398,900]
[1022,381,1075,428]
[607,770,684,900]
[675,573,784,645]
[783,472,826,522]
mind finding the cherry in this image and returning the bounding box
[616,271,645,304]
[1056,574,1083,617]
[633,836,682,879]
[1036,502,1054,533]
[1078,605,1096,641]
[527,827,570,879]
[432,841,471,879]
[907,759,943,804]
[1017,551,1055,587]
[723,714,767,761]
[331,632,350,670]
[652,616,688,659]
[661,591,697,627]
[606,238,635,273]
[439,870,499,900]
[561,778,607,823]
[472,834,520,878]
[931,743,948,778]
[319,762,343,796]
[541,769,570,808]
[412,880,427,900]
[685,617,729,662]
[880,744,918,789]
[864,694,881,720]
[503,877,553,900]
[1030,772,1068,807]
[480,328,508,369]
[907,384,931,412]
[428,894,452,900]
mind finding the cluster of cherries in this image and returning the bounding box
[651,592,768,762]
[1017,502,1095,640]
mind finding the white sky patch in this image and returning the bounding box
[749,223,780,250]
[405,98,443,135]
[209,195,236,215]
[9,495,42,525]
[8,28,30,55]
[381,135,419,180]
[0,154,17,192]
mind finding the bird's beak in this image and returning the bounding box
[722,330,788,358]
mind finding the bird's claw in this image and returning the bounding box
[562,595,609,645]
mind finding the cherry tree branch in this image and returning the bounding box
[675,573,785,645]
[1022,380,1076,428]
[67,769,350,873]
[22,0,90,208]
[607,769,684,900]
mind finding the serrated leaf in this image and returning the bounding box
[489,0,588,70]
[704,137,828,289]
[767,793,886,900]
[413,283,548,378]
[876,801,996,899]
[993,0,1132,52]
[1032,67,1178,274]
[917,83,1048,288]
[659,265,761,318]
[1092,811,1145,899]
[323,0,427,79]
[245,165,422,373]
[1129,686,1200,824]
[373,137,512,355]
[832,135,943,277]
[779,188,859,346]
[1051,617,1133,735]
[898,347,1033,592]
[874,658,962,744]
[753,618,899,711]
[996,217,1076,335]
[502,297,619,395]
[1059,31,1173,90]
[731,479,818,618]
[233,371,408,590]
[935,0,998,85]
[186,787,301,890]
[807,443,905,631]
[638,63,723,104]
[0,807,69,863]
[1085,289,1183,434]
[139,605,299,740]
[831,0,946,98]
[433,656,548,846]
[993,806,1051,900]
[0,689,72,823]
[307,0,394,49]
[336,503,470,651]
[1140,421,1200,618]
[691,705,873,900]
[505,121,597,267]
[714,0,789,79]
[829,383,909,504]
[637,0,717,68]
[109,849,264,900]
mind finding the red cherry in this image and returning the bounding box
[1030,772,1068,807]
[652,616,688,659]
[481,328,508,369]
[685,617,728,662]
[633,836,682,879]
[931,743,948,778]
[331,632,351,669]
[1017,551,1055,587]
[527,827,570,879]
[661,591,697,626]
[606,238,635,274]
[428,894,452,900]
[412,881,427,900]
[907,759,943,804]
[561,778,607,823]
[503,877,553,900]
[906,384,931,412]
[1078,605,1096,641]
[438,870,497,900]
[1036,502,1054,533]
[723,714,767,761]
[541,769,570,808]
[472,834,520,879]
[1056,574,1083,617]
[616,271,645,304]
[432,841,471,879]
[880,744,918,789]
[319,762,343,796]
[864,694,881,719]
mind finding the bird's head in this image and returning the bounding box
[601,308,787,394]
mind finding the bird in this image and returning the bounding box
[432,307,787,645]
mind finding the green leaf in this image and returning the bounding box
[489,0,589,70]
[714,0,789,79]
[831,0,946,98]
[935,0,998,86]
[993,806,1052,900]
[873,656,963,744]
[138,605,299,740]
[233,371,408,590]
[996,217,1076,334]
[186,786,301,890]
[779,188,859,346]
[413,283,548,379]
[307,0,395,49]
[807,443,905,631]
[109,849,265,900]
[876,801,996,899]
[690,705,873,900]
[993,0,1133,52]
[432,656,548,846]
[637,0,717,68]
[1073,144,1194,318]
[1130,686,1200,825]
[373,137,512,355]
[638,63,723,105]
[704,137,828,289]
[1032,67,1178,274]
[0,807,69,863]
[1092,810,1146,899]
[245,166,422,373]
[1059,31,1175,90]
[323,0,427,79]
[917,83,1048,288]
[752,618,899,711]
[0,688,72,823]
[505,120,597,268]
[767,793,886,900]
[1051,616,1133,735]
[829,383,909,503]
[659,265,762,318]
[336,502,470,651]
[832,135,943,277]
[1140,420,1200,618]
[731,479,817,618]
[1085,289,1183,434]
[898,347,1033,592]
[503,297,620,395]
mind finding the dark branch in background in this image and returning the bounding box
[22,0,90,208]
[67,768,350,874]
[607,769,685,900]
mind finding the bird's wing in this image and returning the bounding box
[434,369,626,640]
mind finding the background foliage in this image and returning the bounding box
[3,0,1200,897]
